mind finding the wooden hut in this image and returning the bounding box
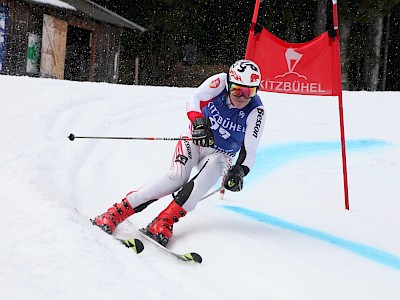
[0,0,145,82]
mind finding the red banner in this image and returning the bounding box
[245,26,342,96]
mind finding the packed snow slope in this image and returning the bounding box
[1,75,399,300]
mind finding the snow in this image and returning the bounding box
[0,75,399,299]
[30,0,76,10]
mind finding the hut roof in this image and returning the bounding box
[22,0,146,32]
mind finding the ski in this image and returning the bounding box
[74,208,144,254]
[116,237,144,254]
[138,227,202,263]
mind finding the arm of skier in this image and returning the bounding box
[186,73,227,122]
[186,73,227,146]
[238,106,266,172]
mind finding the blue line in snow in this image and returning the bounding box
[223,205,400,271]
[247,139,390,181]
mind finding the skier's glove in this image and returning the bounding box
[192,118,215,147]
[223,165,245,192]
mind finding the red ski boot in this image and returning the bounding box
[92,198,135,234]
[144,200,187,246]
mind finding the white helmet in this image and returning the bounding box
[228,59,261,88]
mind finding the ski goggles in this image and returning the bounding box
[229,83,258,99]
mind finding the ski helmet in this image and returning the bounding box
[228,59,261,88]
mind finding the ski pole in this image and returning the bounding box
[200,186,225,201]
[68,133,192,141]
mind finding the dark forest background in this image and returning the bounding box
[94,0,400,91]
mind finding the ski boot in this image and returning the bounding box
[143,200,187,246]
[92,198,135,234]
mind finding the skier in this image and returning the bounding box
[93,59,266,246]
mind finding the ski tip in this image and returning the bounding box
[122,238,144,254]
[184,252,203,263]
[134,239,145,254]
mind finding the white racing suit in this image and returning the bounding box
[126,73,266,212]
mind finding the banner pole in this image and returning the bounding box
[332,0,349,210]
[251,0,261,24]
[338,92,350,210]
[332,0,339,31]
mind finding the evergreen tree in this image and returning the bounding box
[93,0,400,90]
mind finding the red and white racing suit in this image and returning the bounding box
[126,73,266,212]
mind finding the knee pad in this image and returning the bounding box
[173,180,194,207]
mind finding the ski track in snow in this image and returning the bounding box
[1,76,399,300]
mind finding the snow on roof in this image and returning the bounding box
[21,0,145,32]
[30,0,76,10]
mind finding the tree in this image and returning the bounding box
[340,0,400,91]
[93,0,400,90]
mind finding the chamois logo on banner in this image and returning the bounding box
[260,46,326,95]
[275,49,307,80]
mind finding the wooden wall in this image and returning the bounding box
[0,0,123,83]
